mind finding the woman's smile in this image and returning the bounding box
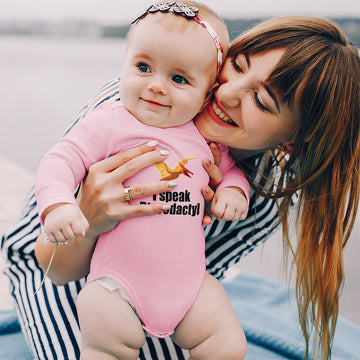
[207,100,238,127]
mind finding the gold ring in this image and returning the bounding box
[124,186,132,201]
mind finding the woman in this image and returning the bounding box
[2,16,360,360]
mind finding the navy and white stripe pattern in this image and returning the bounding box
[1,78,281,359]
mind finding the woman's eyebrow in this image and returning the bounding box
[263,83,280,112]
[245,54,250,66]
[246,54,279,112]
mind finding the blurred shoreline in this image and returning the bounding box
[0,17,359,44]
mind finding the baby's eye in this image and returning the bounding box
[172,74,188,84]
[138,63,150,73]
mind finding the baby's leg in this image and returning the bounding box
[172,273,246,360]
[77,281,146,360]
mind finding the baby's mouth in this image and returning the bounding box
[211,101,237,126]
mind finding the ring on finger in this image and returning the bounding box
[124,186,132,201]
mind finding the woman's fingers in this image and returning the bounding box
[112,149,169,181]
[203,143,223,189]
[201,143,223,225]
[76,141,177,238]
[90,140,161,173]
[100,181,178,221]
[209,143,221,166]
[201,185,215,226]
[126,180,177,201]
[112,203,171,221]
[202,185,215,203]
[203,158,223,189]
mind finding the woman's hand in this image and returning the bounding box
[78,140,176,239]
[201,143,223,225]
[35,141,177,284]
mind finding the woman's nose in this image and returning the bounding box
[147,77,167,95]
[217,82,242,108]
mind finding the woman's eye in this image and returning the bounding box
[231,58,243,73]
[254,93,269,112]
[138,63,150,73]
[172,74,188,84]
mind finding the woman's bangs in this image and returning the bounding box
[266,46,310,106]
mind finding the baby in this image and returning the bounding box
[35,2,248,359]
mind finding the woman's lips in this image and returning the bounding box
[207,100,237,127]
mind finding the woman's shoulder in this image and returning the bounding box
[88,77,121,109]
[63,78,121,135]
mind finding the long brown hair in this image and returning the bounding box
[231,17,360,359]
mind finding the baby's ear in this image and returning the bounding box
[200,82,219,112]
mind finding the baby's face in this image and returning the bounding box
[119,14,218,128]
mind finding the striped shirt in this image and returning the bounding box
[1,78,282,360]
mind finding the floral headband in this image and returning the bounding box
[131,1,224,74]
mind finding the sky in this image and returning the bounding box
[1,0,360,24]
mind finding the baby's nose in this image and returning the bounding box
[147,78,167,95]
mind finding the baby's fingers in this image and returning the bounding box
[236,208,248,221]
[70,214,89,238]
[58,226,75,243]
[48,229,68,244]
[211,200,238,221]
[44,232,58,244]
[222,206,248,222]
[44,224,66,243]
[211,203,226,221]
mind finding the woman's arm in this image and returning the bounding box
[35,142,225,284]
[35,141,176,285]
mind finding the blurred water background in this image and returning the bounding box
[0,35,127,171]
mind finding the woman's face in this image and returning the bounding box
[195,49,300,152]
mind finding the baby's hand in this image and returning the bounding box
[44,204,89,243]
[211,187,248,221]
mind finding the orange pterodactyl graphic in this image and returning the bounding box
[154,157,196,181]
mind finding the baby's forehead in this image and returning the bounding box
[132,17,216,55]
[130,11,200,37]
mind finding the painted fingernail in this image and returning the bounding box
[146,140,158,148]
[162,204,171,210]
[44,236,49,243]
[160,150,170,156]
[204,158,212,167]
[168,180,177,188]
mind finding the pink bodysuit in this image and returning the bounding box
[35,101,250,337]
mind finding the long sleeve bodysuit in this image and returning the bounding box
[35,101,250,337]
